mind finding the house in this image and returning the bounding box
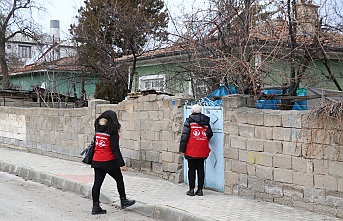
[128,1,343,105]
[1,20,98,105]
[5,20,75,71]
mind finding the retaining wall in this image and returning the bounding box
[0,94,342,218]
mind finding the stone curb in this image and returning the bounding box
[0,160,206,221]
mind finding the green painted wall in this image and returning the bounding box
[135,61,191,95]
[8,71,98,99]
[263,58,343,90]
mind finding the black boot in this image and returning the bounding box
[92,202,107,215]
[186,189,195,196]
[121,198,136,209]
[195,189,203,196]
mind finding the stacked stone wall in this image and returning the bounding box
[222,95,343,218]
[1,94,343,218]
[95,94,185,182]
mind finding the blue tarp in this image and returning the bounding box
[256,88,307,110]
[206,86,229,106]
[189,86,307,110]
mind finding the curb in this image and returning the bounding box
[0,160,208,221]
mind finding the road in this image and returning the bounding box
[0,172,155,221]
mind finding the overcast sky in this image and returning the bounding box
[38,0,205,40]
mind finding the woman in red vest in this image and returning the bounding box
[91,110,135,215]
[179,104,213,196]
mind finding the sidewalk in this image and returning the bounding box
[0,146,340,221]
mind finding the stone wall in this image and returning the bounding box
[222,95,343,219]
[95,94,185,182]
[0,99,108,159]
[1,94,343,218]
[0,95,185,183]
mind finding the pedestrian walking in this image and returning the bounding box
[179,104,213,196]
[90,110,135,215]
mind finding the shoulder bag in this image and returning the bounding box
[81,136,95,164]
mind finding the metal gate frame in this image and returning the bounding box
[183,105,224,192]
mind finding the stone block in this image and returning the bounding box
[272,127,292,142]
[248,176,265,192]
[247,138,264,152]
[282,112,303,128]
[293,200,314,212]
[161,131,174,142]
[226,122,238,135]
[326,193,343,207]
[255,153,273,167]
[274,168,293,183]
[292,156,313,173]
[247,163,256,176]
[256,165,273,180]
[238,125,255,138]
[329,161,343,178]
[255,126,273,140]
[230,135,247,150]
[283,185,304,201]
[231,160,247,174]
[224,146,239,160]
[314,174,337,191]
[224,171,239,186]
[313,204,337,217]
[162,151,173,163]
[282,141,301,156]
[255,192,274,202]
[273,154,292,169]
[146,151,161,162]
[238,188,255,199]
[264,112,282,127]
[264,140,282,154]
[274,196,294,207]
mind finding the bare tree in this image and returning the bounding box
[167,0,343,107]
[0,0,45,89]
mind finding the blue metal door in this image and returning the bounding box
[183,105,224,192]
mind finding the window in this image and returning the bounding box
[139,74,165,91]
[18,45,32,58]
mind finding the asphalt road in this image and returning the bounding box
[0,172,155,221]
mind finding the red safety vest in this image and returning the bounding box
[92,132,115,162]
[185,122,210,158]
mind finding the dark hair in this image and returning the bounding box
[94,110,121,135]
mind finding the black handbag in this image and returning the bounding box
[81,136,95,164]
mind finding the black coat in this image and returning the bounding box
[179,113,213,155]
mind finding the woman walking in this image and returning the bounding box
[179,104,213,196]
[91,110,135,215]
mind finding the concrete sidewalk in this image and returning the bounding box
[0,146,339,221]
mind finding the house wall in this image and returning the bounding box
[135,62,191,95]
[0,95,343,218]
[9,71,98,99]
[263,57,343,90]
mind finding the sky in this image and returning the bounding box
[38,0,205,40]
[38,0,84,40]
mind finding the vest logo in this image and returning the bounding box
[193,129,200,137]
[96,139,107,148]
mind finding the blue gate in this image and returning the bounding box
[183,105,224,192]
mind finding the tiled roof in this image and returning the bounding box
[9,56,84,75]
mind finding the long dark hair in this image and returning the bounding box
[94,110,121,135]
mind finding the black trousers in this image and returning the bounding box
[187,158,205,190]
[92,168,126,202]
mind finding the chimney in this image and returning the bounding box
[296,1,319,36]
[50,20,60,42]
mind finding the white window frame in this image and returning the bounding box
[18,45,32,58]
[139,74,165,91]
